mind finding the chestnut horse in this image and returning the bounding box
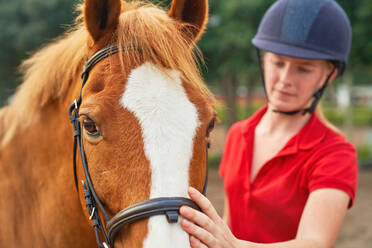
[0,0,216,247]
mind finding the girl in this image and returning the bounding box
[180,0,358,247]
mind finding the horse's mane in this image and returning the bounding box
[0,0,212,147]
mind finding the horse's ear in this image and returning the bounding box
[168,0,208,42]
[84,0,121,43]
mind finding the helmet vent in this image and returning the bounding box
[281,0,330,43]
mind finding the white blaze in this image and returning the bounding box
[120,63,199,248]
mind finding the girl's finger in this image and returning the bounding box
[188,187,221,222]
[181,218,215,247]
[180,206,216,234]
[189,235,208,248]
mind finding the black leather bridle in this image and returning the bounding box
[68,45,209,248]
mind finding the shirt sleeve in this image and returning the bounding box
[307,142,358,208]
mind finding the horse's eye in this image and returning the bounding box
[82,119,101,137]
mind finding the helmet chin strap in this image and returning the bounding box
[256,49,336,116]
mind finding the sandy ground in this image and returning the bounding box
[205,169,372,248]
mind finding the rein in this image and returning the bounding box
[68,45,209,248]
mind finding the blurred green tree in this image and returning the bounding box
[338,0,372,85]
[0,0,76,105]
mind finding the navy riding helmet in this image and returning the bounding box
[252,0,352,115]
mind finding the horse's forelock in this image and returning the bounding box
[115,3,212,99]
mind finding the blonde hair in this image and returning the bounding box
[316,103,341,133]
[315,61,342,133]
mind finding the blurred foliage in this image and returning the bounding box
[0,0,77,105]
[337,0,372,83]
[207,153,222,170]
[322,107,345,126]
[216,102,372,127]
[215,101,261,124]
[197,0,274,85]
[357,143,372,166]
[324,105,372,127]
[353,106,372,126]
[0,0,371,106]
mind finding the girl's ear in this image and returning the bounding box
[328,67,339,84]
[168,0,208,43]
[84,0,122,43]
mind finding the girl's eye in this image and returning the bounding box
[272,60,284,67]
[298,67,312,73]
[82,118,101,137]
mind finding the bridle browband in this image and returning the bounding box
[68,44,209,248]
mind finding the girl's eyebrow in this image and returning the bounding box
[298,62,317,67]
[271,53,320,67]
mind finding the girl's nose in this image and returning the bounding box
[279,64,295,87]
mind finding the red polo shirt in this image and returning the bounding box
[219,105,358,243]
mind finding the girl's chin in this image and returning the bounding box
[268,102,301,113]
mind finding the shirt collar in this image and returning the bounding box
[297,110,327,151]
[242,105,327,157]
[242,105,268,137]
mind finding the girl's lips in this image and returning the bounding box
[276,89,296,97]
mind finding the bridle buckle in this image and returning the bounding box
[74,99,78,110]
[89,207,96,220]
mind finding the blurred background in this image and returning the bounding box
[0,0,371,247]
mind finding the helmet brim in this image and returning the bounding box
[252,38,339,60]
[252,37,345,75]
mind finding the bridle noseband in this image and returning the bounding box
[68,45,209,248]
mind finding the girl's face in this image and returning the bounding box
[263,52,335,113]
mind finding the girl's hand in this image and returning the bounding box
[180,187,239,248]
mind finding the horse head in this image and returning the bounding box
[73,0,215,247]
